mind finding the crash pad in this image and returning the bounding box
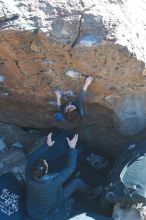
[75,147,112,187]
[0,172,26,220]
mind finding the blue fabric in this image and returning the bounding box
[26,149,77,220]
[54,112,64,121]
[64,178,89,200]
[0,172,26,220]
[26,129,70,177]
[75,89,86,116]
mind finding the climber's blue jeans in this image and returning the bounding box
[64,178,90,199]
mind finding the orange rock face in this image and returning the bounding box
[0,0,146,155]
[0,31,144,129]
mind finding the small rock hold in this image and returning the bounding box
[48,100,57,106]
[79,34,97,47]
[65,69,82,78]
[33,58,53,64]
[12,142,23,149]
[0,92,9,96]
[105,95,119,104]
[0,138,6,151]
[60,90,75,97]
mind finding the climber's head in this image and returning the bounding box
[63,102,81,122]
[32,159,48,178]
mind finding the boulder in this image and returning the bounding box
[112,203,146,220]
[0,0,146,154]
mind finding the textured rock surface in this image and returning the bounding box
[0,0,146,155]
[112,203,146,220]
[0,149,26,176]
[0,121,48,175]
[0,122,48,152]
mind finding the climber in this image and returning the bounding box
[54,76,94,122]
[25,133,78,219]
[25,132,104,220]
[25,132,78,219]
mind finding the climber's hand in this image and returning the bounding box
[47,132,55,147]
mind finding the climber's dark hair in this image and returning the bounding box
[32,159,48,178]
[64,109,81,122]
